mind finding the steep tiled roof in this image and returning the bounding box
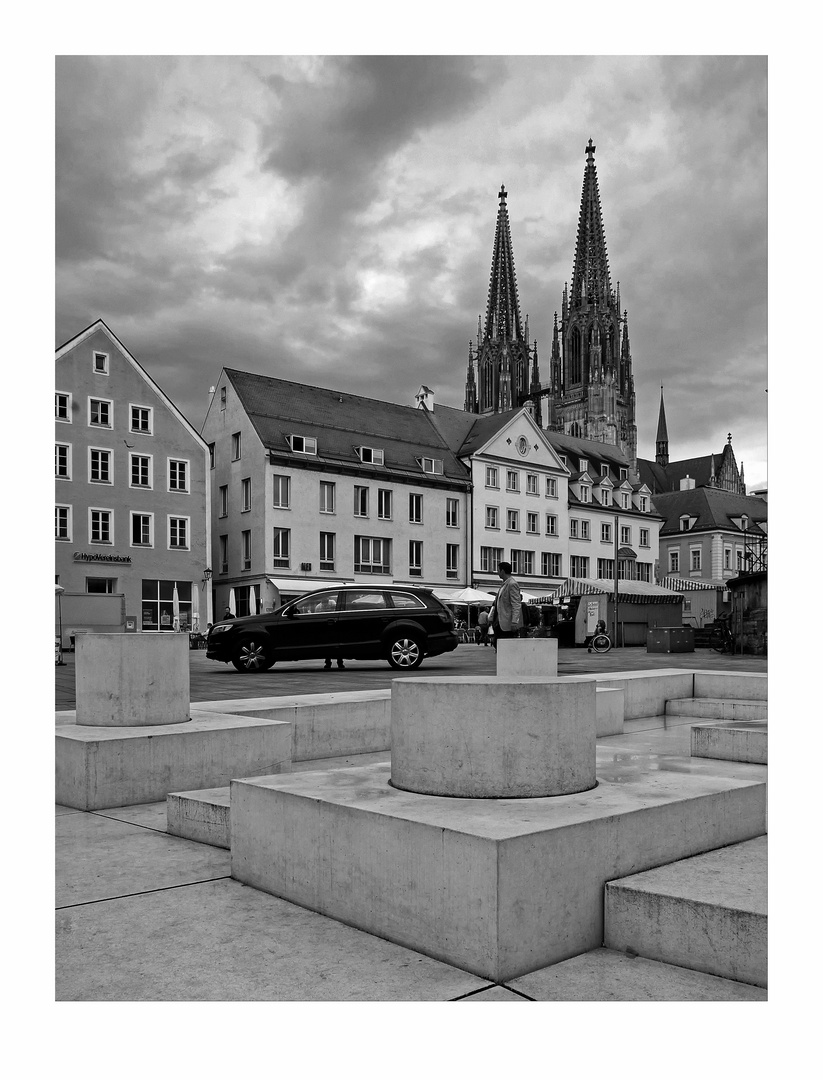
[652,487,767,535]
[639,448,734,493]
[225,370,470,485]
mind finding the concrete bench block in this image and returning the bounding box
[693,672,768,701]
[76,633,190,726]
[666,698,767,722]
[230,758,766,983]
[56,711,292,810]
[191,691,392,761]
[167,787,231,849]
[390,677,596,798]
[562,670,696,720]
[691,722,767,764]
[495,638,558,678]
[596,687,624,737]
[604,836,767,987]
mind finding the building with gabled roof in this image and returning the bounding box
[55,320,212,643]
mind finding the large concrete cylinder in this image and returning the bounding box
[75,634,190,727]
[390,676,596,798]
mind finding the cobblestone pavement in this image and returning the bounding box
[55,641,767,711]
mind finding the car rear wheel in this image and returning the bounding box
[232,638,274,672]
[387,634,424,670]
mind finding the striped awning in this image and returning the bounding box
[659,575,730,591]
[562,577,684,603]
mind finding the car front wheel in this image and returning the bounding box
[232,638,274,672]
[387,634,424,670]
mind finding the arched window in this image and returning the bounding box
[570,326,582,384]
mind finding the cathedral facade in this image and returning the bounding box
[464,141,638,475]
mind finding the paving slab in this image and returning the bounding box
[94,801,169,831]
[56,811,230,907]
[56,877,490,1001]
[509,947,767,1001]
[459,985,530,1002]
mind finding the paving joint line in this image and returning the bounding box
[56,875,233,910]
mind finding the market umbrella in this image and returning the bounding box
[172,582,180,633]
[450,587,495,603]
[227,587,236,617]
[191,583,200,633]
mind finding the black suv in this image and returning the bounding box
[206,585,458,672]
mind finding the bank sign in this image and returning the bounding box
[73,552,132,563]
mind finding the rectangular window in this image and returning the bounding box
[242,530,252,570]
[620,468,629,482]
[621,526,632,545]
[273,474,290,509]
[480,546,503,574]
[90,508,112,544]
[546,477,557,498]
[545,514,557,536]
[736,549,744,571]
[219,535,228,574]
[601,489,611,507]
[526,473,538,495]
[320,532,335,571]
[669,550,680,573]
[130,454,151,488]
[55,505,72,541]
[130,406,153,434]
[485,506,499,530]
[527,512,539,534]
[86,577,116,593]
[55,443,71,479]
[409,540,423,576]
[219,485,228,517]
[580,486,590,503]
[506,470,519,492]
[89,398,112,427]
[377,489,392,520]
[93,351,109,374]
[598,558,615,579]
[241,477,251,512]
[569,518,579,539]
[409,493,423,523]
[570,555,588,578]
[446,498,459,528]
[169,459,189,492]
[579,459,588,474]
[420,457,443,474]
[169,516,189,550]
[354,486,369,517]
[273,527,290,568]
[320,481,336,514]
[141,579,192,632]
[640,528,650,548]
[220,386,227,409]
[639,496,648,513]
[89,448,112,484]
[358,446,384,465]
[581,520,591,541]
[691,548,702,572]
[621,492,631,510]
[231,432,241,460]
[446,543,459,578]
[56,392,71,422]
[541,553,562,577]
[724,547,732,570]
[485,466,499,488]
[601,523,612,543]
[506,509,519,532]
[601,464,609,477]
[131,512,153,547]
[290,435,317,455]
[354,536,391,574]
[510,550,533,576]
[636,562,651,582]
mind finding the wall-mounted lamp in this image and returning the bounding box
[202,567,213,585]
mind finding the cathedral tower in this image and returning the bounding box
[464,186,541,425]
[546,141,637,472]
[655,386,669,466]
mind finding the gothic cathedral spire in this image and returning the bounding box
[655,385,669,466]
[544,140,638,474]
[464,186,541,424]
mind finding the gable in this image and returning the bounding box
[468,411,569,473]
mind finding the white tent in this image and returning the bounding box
[449,587,495,603]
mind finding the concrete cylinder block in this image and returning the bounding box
[496,638,558,678]
[390,677,597,798]
[75,633,191,727]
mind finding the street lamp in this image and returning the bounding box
[202,567,212,586]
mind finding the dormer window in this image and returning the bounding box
[680,516,692,531]
[741,514,749,531]
[289,435,317,456]
[419,457,443,475]
[639,496,648,513]
[579,458,588,473]
[558,455,567,467]
[357,446,384,466]
[600,464,609,477]
[601,489,610,506]
[580,485,590,503]
[620,468,629,482]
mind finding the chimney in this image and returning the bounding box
[415,385,435,412]
[679,475,695,491]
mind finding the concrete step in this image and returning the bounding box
[604,836,767,987]
[167,787,231,849]
[691,721,767,764]
[665,697,767,721]
[509,947,766,1001]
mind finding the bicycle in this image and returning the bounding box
[709,622,735,654]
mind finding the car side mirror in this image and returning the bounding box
[285,608,296,618]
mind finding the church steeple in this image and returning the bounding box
[465,186,537,421]
[655,385,669,466]
[570,139,614,311]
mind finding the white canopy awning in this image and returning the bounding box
[267,577,353,595]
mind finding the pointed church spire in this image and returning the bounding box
[464,340,477,413]
[483,184,525,343]
[655,385,669,466]
[570,140,613,310]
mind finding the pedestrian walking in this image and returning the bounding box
[489,562,522,649]
[477,608,490,645]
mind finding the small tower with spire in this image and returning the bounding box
[464,185,540,424]
[655,386,669,466]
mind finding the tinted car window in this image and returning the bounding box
[293,592,339,614]
[344,590,387,610]
[389,592,426,609]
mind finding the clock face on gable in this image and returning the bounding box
[516,435,529,457]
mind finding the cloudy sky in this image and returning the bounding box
[55,55,767,488]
